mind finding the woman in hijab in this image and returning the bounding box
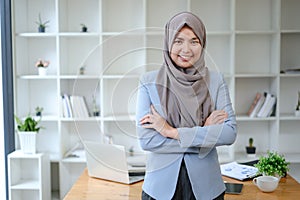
[136,12,237,200]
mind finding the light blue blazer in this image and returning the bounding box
[136,70,237,200]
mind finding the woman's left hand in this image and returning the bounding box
[140,105,179,139]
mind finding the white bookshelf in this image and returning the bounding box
[11,0,300,199]
[8,151,50,200]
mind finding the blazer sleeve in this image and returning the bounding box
[136,74,199,154]
[177,74,237,148]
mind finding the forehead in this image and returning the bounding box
[175,26,198,39]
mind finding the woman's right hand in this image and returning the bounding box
[204,110,228,126]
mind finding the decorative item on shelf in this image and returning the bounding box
[35,13,50,33]
[35,58,50,76]
[15,114,43,154]
[79,65,86,75]
[246,137,256,157]
[254,151,290,178]
[295,91,300,117]
[80,23,88,32]
[129,146,134,157]
[35,106,44,117]
[92,95,100,117]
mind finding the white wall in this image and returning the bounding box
[0,17,7,199]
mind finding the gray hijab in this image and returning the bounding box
[156,12,213,127]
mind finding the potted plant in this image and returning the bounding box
[246,137,256,156]
[92,95,100,117]
[254,151,290,178]
[35,106,44,116]
[36,13,50,32]
[15,114,43,154]
[80,23,88,32]
[295,91,300,117]
[79,65,86,75]
[35,58,50,76]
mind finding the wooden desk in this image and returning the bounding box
[64,169,300,200]
[223,175,300,200]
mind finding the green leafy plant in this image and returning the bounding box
[254,151,290,177]
[15,114,42,132]
[35,13,50,29]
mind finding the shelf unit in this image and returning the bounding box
[11,0,300,199]
[8,151,50,200]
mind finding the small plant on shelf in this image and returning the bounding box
[35,58,50,76]
[79,65,85,75]
[36,13,50,33]
[35,106,44,117]
[80,23,88,32]
[92,95,100,117]
[295,91,300,117]
[254,151,290,178]
[35,58,50,68]
[15,114,43,154]
[246,137,256,155]
[15,114,42,133]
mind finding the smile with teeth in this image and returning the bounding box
[179,55,192,61]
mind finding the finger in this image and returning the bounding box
[214,116,226,124]
[213,110,225,117]
[142,123,154,129]
[140,114,151,122]
[140,117,151,125]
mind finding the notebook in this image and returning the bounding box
[84,141,145,184]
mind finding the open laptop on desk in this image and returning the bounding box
[84,141,145,184]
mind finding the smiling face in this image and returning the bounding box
[170,26,202,68]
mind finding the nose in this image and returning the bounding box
[182,41,191,53]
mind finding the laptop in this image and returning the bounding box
[84,141,145,184]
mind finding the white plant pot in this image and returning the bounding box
[38,67,47,76]
[18,131,37,154]
[295,110,300,117]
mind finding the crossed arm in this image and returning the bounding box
[136,73,236,153]
[140,105,228,140]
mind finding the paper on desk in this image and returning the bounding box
[220,161,258,181]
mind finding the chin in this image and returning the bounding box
[178,63,193,68]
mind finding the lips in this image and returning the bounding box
[179,55,192,62]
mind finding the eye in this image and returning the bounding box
[191,40,200,45]
[173,39,183,45]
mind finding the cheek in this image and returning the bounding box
[170,47,179,60]
[194,48,202,60]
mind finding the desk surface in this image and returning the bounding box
[64,169,300,200]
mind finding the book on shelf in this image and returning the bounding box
[247,92,262,117]
[248,92,265,118]
[62,94,73,118]
[257,92,276,118]
[248,92,276,118]
[70,95,90,118]
[280,66,300,74]
[61,94,89,118]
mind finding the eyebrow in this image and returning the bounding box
[174,37,199,41]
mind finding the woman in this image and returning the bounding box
[136,12,237,200]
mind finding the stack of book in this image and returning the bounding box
[247,92,276,118]
[61,94,90,118]
[280,66,300,74]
